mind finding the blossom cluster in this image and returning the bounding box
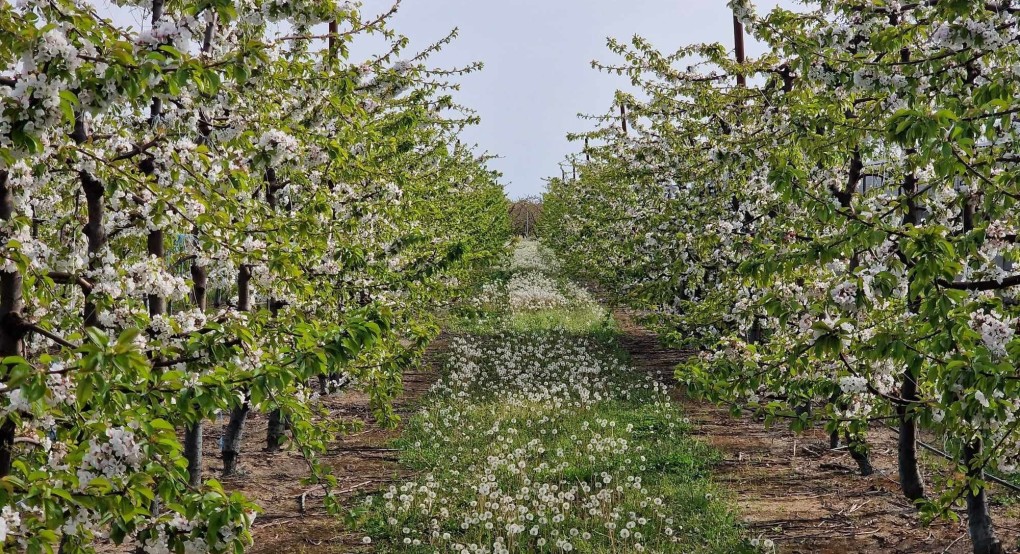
[76,427,145,490]
[509,240,560,272]
[970,311,1016,359]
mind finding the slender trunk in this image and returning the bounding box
[146,231,165,316]
[264,295,286,450]
[0,419,14,479]
[202,14,217,53]
[81,169,105,327]
[828,391,840,448]
[732,13,746,88]
[266,167,281,208]
[897,368,925,501]
[963,194,976,233]
[197,15,217,144]
[141,2,167,525]
[829,384,874,474]
[328,20,338,61]
[67,115,105,329]
[747,316,763,344]
[845,431,874,476]
[184,262,207,486]
[222,405,249,476]
[149,0,165,126]
[145,0,165,317]
[183,424,203,486]
[182,15,218,487]
[0,172,21,348]
[965,440,1004,554]
[191,262,208,309]
[263,169,286,451]
[236,265,251,312]
[265,292,285,451]
[793,397,812,431]
[266,410,286,452]
[832,392,874,475]
[0,170,24,477]
[897,164,926,502]
[221,265,251,476]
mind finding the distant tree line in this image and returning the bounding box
[510,197,542,237]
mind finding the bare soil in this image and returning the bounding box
[614,309,1020,554]
[202,335,448,554]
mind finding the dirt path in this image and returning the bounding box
[614,310,1020,554]
[198,335,448,553]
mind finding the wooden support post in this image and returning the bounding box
[733,14,746,88]
[328,20,338,63]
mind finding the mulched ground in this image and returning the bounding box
[614,309,1020,554]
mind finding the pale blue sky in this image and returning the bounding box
[96,0,797,199]
[360,0,798,198]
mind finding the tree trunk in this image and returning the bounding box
[0,170,24,478]
[141,2,167,523]
[266,409,286,452]
[182,15,219,486]
[747,316,763,344]
[148,0,165,126]
[793,401,811,419]
[897,369,925,501]
[81,171,105,327]
[846,432,874,476]
[183,424,203,486]
[0,419,15,479]
[827,390,840,448]
[180,253,208,484]
[894,160,926,502]
[146,230,165,316]
[965,440,1004,554]
[237,265,251,312]
[184,262,208,486]
[222,404,249,476]
[222,266,252,475]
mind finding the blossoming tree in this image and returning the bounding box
[543,2,1020,553]
[0,1,509,552]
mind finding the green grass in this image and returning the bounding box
[346,250,754,553]
[508,305,615,335]
[369,401,749,553]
